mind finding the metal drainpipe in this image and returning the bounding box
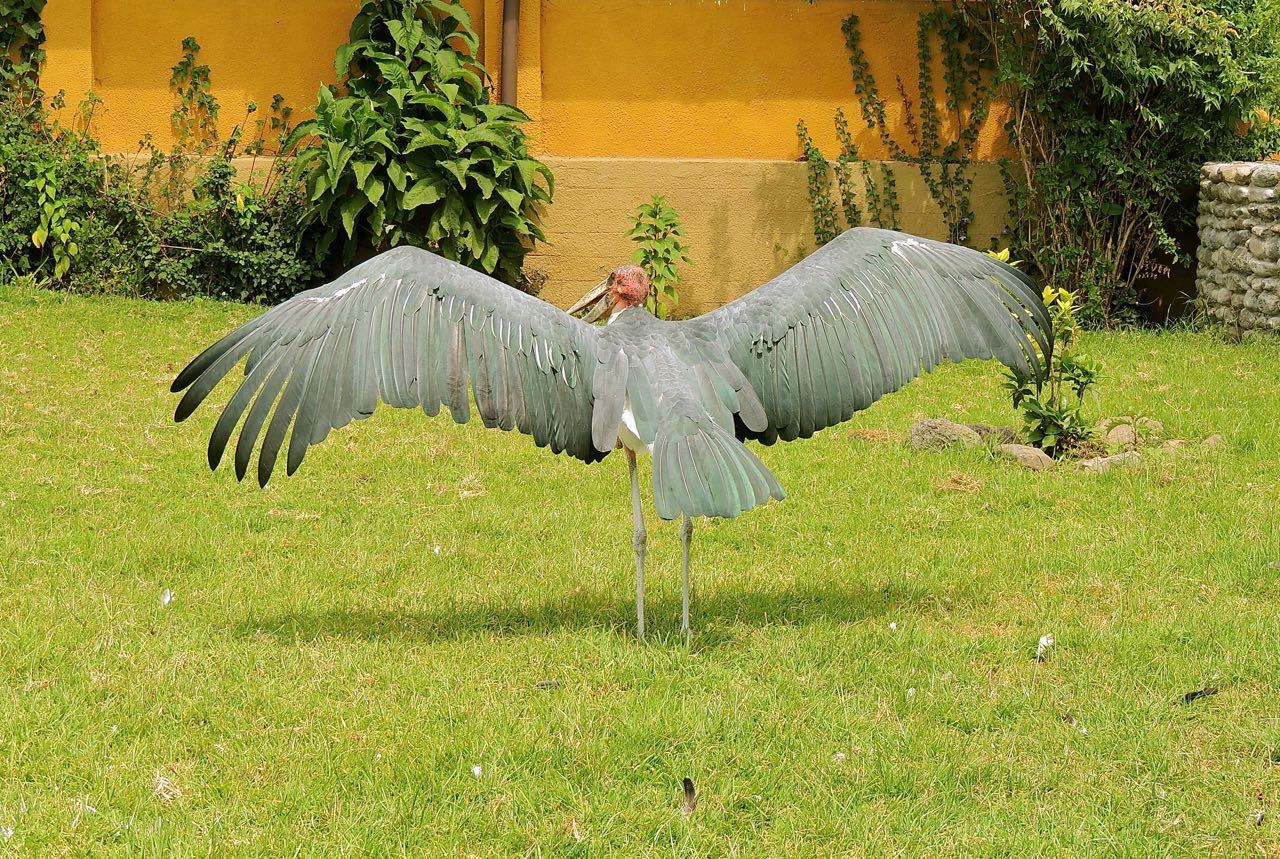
[500,0,519,105]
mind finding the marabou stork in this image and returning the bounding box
[171,228,1050,638]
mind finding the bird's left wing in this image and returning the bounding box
[687,227,1051,444]
[172,246,614,486]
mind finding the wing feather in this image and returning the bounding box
[288,331,338,476]
[208,344,285,471]
[234,358,290,481]
[691,228,1050,443]
[172,246,613,484]
[260,341,320,485]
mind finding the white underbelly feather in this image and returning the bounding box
[607,308,652,455]
[618,401,651,455]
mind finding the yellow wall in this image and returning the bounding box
[40,0,484,151]
[537,0,1009,160]
[40,0,1005,162]
[37,1,1013,311]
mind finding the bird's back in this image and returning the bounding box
[599,308,784,520]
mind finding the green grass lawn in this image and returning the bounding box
[2,282,1280,857]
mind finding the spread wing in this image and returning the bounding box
[171,246,618,486]
[689,228,1051,444]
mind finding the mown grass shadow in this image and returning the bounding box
[235,578,967,650]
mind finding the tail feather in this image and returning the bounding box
[652,414,784,520]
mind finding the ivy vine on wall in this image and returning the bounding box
[799,5,992,249]
[0,0,47,88]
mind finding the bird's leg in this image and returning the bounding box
[680,514,694,638]
[627,448,647,640]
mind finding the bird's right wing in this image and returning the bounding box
[689,228,1051,444]
[172,246,620,486]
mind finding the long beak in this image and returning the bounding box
[567,278,613,324]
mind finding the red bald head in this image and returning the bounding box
[609,265,650,308]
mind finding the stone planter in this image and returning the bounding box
[1196,161,1280,333]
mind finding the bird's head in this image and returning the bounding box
[568,265,651,323]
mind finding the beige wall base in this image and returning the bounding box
[108,153,1010,313]
[533,157,1010,315]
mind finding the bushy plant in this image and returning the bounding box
[966,0,1280,326]
[290,0,552,289]
[131,152,319,303]
[627,195,691,319]
[1004,286,1101,457]
[0,0,46,89]
[0,37,318,302]
[0,87,110,284]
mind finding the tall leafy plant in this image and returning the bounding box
[796,119,839,246]
[291,0,553,289]
[627,195,691,319]
[965,0,1280,326]
[1004,286,1100,457]
[168,36,220,151]
[843,8,987,245]
[29,161,79,278]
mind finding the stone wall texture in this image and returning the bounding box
[1197,161,1280,332]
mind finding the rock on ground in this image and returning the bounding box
[998,443,1054,471]
[1099,416,1164,449]
[1106,423,1139,450]
[1077,451,1142,473]
[907,419,982,450]
[965,423,1020,444]
[1097,416,1128,434]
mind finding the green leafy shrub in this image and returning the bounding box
[627,195,691,319]
[0,37,318,302]
[0,0,46,89]
[966,0,1280,326]
[128,150,319,303]
[0,88,107,284]
[1004,286,1100,457]
[290,0,552,289]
